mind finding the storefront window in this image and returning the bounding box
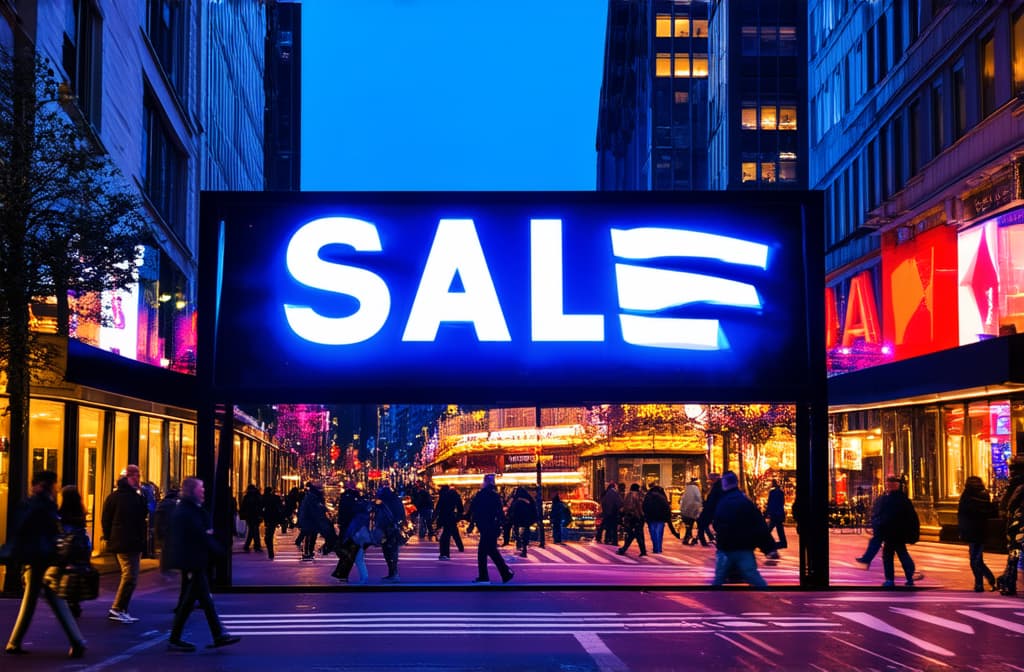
[78,407,102,550]
[114,412,129,477]
[979,401,1007,488]
[181,423,195,480]
[0,398,10,556]
[30,399,64,479]
[913,408,938,502]
[168,421,182,487]
[943,404,967,498]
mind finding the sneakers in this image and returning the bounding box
[168,638,196,652]
[438,555,450,560]
[501,570,515,584]
[108,609,139,623]
[854,556,871,570]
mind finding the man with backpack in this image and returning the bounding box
[873,475,924,588]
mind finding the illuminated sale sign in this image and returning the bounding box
[199,192,823,404]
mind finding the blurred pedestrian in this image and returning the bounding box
[617,483,647,557]
[434,484,465,559]
[373,484,407,581]
[765,480,788,549]
[696,472,722,547]
[996,457,1024,596]
[239,484,263,553]
[509,487,538,558]
[333,481,370,584]
[283,485,301,533]
[4,471,87,658]
[166,477,240,652]
[600,482,623,546]
[55,486,93,619]
[470,474,514,584]
[710,471,775,587]
[549,493,571,544]
[642,483,678,553]
[679,478,703,545]
[153,486,179,575]
[958,475,997,592]
[298,481,333,561]
[101,464,147,623]
[261,486,285,560]
[413,483,435,541]
[873,475,923,588]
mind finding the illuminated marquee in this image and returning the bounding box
[199,192,823,404]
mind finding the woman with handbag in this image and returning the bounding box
[52,486,98,617]
[373,485,406,582]
[332,481,371,584]
[4,471,87,658]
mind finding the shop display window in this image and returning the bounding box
[78,407,101,549]
[943,405,967,498]
[30,400,64,481]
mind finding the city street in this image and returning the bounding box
[1,528,1021,671]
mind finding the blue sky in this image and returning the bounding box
[300,1,609,191]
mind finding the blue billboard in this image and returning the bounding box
[199,192,823,404]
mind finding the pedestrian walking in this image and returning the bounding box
[549,493,571,544]
[333,481,370,584]
[617,483,647,557]
[297,481,333,561]
[283,486,301,533]
[958,475,998,592]
[600,482,623,546]
[166,477,240,652]
[261,486,285,560]
[710,471,776,587]
[4,471,87,658]
[153,486,179,575]
[765,480,788,549]
[373,484,407,581]
[413,482,435,540]
[872,475,923,588]
[696,472,722,546]
[101,464,147,623]
[239,484,263,552]
[509,487,538,558]
[434,484,465,559]
[642,483,678,553]
[996,457,1024,596]
[679,478,703,545]
[470,474,514,584]
[55,486,95,619]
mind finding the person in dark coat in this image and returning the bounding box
[997,457,1024,595]
[56,486,92,619]
[373,485,406,581]
[239,484,263,552]
[283,486,301,533]
[101,464,147,623]
[765,480,788,549]
[166,477,239,652]
[508,487,538,558]
[332,481,370,583]
[260,486,285,560]
[617,483,647,557]
[873,475,922,588]
[642,484,678,553]
[298,482,333,561]
[696,473,722,547]
[600,482,623,546]
[434,484,465,559]
[958,475,997,592]
[548,493,571,544]
[412,483,435,541]
[710,471,775,587]
[469,474,513,584]
[153,487,179,574]
[4,471,86,658]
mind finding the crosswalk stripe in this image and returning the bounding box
[888,607,974,634]
[956,609,1024,634]
[833,611,955,657]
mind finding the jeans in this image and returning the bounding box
[112,552,140,612]
[477,528,511,581]
[681,517,696,543]
[882,541,916,582]
[516,526,531,555]
[648,522,665,553]
[418,509,434,539]
[968,542,994,588]
[243,520,262,551]
[620,520,646,555]
[6,564,85,650]
[438,520,464,556]
[767,515,788,549]
[712,549,767,587]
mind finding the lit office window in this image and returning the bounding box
[692,20,708,38]
[741,162,757,183]
[656,14,672,37]
[760,105,778,130]
[691,55,708,77]
[656,53,672,77]
[741,106,758,129]
[778,106,798,130]
[761,162,777,183]
[674,17,690,37]
[674,54,691,77]
[742,26,758,56]
[981,34,996,118]
[1015,11,1024,95]
[779,160,797,182]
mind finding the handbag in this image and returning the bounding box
[44,563,100,602]
[352,525,372,546]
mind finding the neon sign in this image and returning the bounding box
[200,192,822,404]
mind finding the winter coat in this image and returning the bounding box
[766,486,785,519]
[697,480,724,528]
[712,488,773,553]
[239,486,262,523]
[153,494,178,546]
[549,497,571,527]
[601,487,622,519]
[261,490,286,528]
[166,495,223,571]
[872,490,920,544]
[299,487,332,536]
[470,487,505,534]
[7,492,60,565]
[434,487,464,526]
[509,492,538,527]
[101,478,148,554]
[642,487,673,523]
[621,491,644,524]
[679,483,703,520]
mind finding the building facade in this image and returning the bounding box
[0,1,290,577]
[707,0,807,190]
[810,0,1024,537]
[597,0,710,190]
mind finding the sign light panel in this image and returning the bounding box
[199,192,823,403]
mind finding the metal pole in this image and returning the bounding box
[535,405,545,548]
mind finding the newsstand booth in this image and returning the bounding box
[197,191,827,589]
